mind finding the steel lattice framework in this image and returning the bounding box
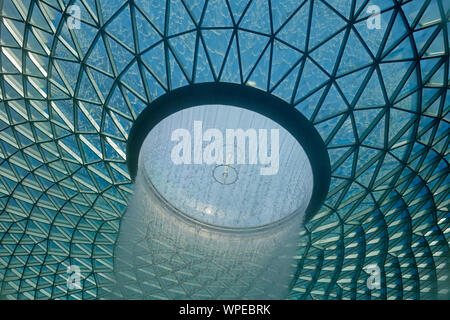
[0,0,449,299]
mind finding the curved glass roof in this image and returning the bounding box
[0,0,448,299]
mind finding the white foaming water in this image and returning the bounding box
[141,104,313,229]
[113,171,302,299]
[113,104,312,299]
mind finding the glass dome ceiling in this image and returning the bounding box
[0,0,448,300]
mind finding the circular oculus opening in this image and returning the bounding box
[127,83,331,231]
[140,104,314,229]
